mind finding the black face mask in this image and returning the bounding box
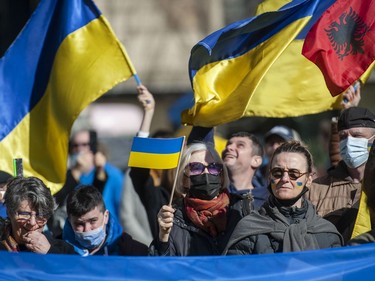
[188,173,222,200]
[267,184,309,207]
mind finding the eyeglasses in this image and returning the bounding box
[72,142,90,148]
[187,162,223,176]
[16,211,48,225]
[270,167,309,181]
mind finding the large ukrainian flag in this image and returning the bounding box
[181,0,339,127]
[0,0,137,194]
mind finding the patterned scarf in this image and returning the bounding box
[184,190,230,237]
[0,220,19,252]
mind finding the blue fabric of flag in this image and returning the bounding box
[130,137,185,154]
[1,244,375,280]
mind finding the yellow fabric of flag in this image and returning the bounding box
[351,191,372,239]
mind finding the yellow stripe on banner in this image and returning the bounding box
[0,16,134,194]
[351,191,372,239]
[128,152,181,170]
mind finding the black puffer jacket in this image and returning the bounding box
[148,194,250,256]
[223,198,343,255]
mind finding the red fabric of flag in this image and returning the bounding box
[302,0,375,96]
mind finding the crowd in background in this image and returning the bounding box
[1,81,375,257]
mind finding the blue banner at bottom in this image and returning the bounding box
[1,244,375,280]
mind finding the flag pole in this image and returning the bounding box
[133,73,142,86]
[13,158,23,177]
[168,136,185,206]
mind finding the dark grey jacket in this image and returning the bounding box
[149,193,250,256]
[223,198,343,255]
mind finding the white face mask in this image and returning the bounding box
[340,135,374,168]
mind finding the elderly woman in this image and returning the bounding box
[0,176,75,254]
[149,142,249,256]
[223,141,343,255]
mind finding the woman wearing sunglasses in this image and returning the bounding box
[149,142,246,256]
[0,176,76,254]
[223,140,343,255]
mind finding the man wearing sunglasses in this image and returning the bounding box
[307,107,375,243]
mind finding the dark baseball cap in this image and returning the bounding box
[265,126,301,142]
[338,107,375,131]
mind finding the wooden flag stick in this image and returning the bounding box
[168,136,185,206]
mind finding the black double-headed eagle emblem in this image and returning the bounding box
[325,7,370,60]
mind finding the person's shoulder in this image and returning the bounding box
[119,232,148,256]
[104,162,123,174]
[47,236,78,254]
[235,210,273,230]
[347,230,375,246]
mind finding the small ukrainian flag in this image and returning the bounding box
[128,137,185,169]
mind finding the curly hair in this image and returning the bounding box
[4,176,56,219]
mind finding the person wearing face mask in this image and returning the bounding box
[62,185,148,256]
[306,107,375,244]
[149,142,246,256]
[223,141,343,255]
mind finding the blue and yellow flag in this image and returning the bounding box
[182,0,340,127]
[128,137,185,169]
[251,0,343,118]
[0,0,137,194]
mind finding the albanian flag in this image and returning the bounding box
[302,0,375,96]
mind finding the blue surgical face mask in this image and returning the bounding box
[74,222,106,250]
[339,135,374,168]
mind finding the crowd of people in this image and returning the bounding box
[1,81,375,258]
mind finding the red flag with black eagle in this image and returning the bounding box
[302,0,375,96]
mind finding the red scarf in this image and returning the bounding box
[184,190,230,237]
